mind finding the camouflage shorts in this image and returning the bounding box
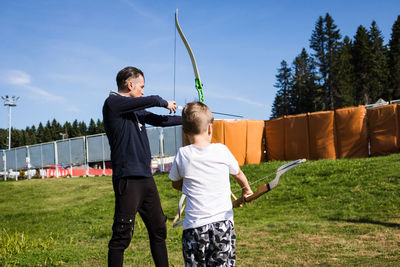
[182,220,236,267]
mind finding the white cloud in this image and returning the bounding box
[3,70,65,102]
[122,0,164,25]
[66,104,80,113]
[24,85,65,101]
[50,73,89,83]
[5,70,31,85]
[208,91,266,107]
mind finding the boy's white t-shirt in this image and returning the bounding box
[169,143,239,230]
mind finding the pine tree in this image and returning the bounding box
[43,121,53,142]
[271,60,292,118]
[71,120,80,138]
[30,125,38,145]
[310,16,326,82]
[324,13,342,109]
[331,36,356,107]
[37,122,45,143]
[291,48,320,113]
[51,119,63,140]
[11,129,23,147]
[310,13,341,109]
[0,129,7,149]
[18,131,24,146]
[88,119,97,135]
[63,122,72,139]
[353,25,373,104]
[24,127,33,145]
[369,21,390,101]
[78,121,87,136]
[389,15,400,99]
[96,119,104,134]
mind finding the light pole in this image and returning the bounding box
[59,132,66,140]
[1,95,19,150]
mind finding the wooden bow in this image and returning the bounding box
[232,159,306,208]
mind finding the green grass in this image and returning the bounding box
[0,154,399,266]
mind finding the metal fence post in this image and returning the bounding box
[14,150,18,181]
[2,152,6,181]
[102,134,105,176]
[40,144,44,179]
[85,136,89,177]
[26,146,31,180]
[159,128,165,172]
[54,141,59,178]
[68,139,72,178]
[14,149,18,181]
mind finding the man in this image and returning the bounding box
[103,66,181,266]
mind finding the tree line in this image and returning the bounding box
[0,118,104,149]
[271,14,400,118]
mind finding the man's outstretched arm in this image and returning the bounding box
[142,110,182,127]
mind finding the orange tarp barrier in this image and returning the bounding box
[245,120,265,165]
[335,106,368,158]
[211,120,225,144]
[398,104,400,152]
[308,111,336,159]
[285,114,310,160]
[265,117,285,161]
[224,120,247,166]
[208,104,400,164]
[367,104,399,156]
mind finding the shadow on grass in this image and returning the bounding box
[328,218,400,229]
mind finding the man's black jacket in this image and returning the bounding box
[103,91,182,178]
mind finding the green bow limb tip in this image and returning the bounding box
[195,78,204,104]
[175,9,205,104]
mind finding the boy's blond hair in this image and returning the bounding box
[182,102,214,136]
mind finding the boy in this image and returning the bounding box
[169,102,253,266]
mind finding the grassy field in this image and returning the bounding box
[1,153,399,266]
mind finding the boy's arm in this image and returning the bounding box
[169,152,183,191]
[232,168,253,197]
[171,180,183,191]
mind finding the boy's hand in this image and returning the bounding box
[232,168,253,199]
[172,180,183,191]
[242,187,253,198]
[166,101,177,114]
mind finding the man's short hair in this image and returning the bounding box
[182,102,214,136]
[116,66,144,91]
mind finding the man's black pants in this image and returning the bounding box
[108,176,168,267]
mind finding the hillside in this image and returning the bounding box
[1,154,399,266]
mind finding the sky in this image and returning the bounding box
[0,0,399,130]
